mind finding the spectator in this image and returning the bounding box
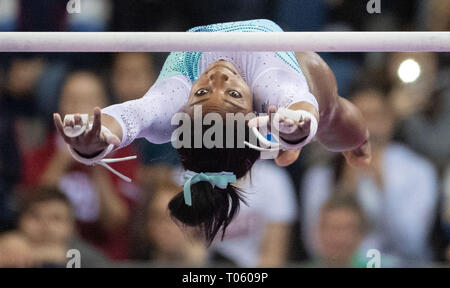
[386,52,450,170]
[22,71,140,260]
[132,165,206,266]
[2,55,61,128]
[209,161,297,267]
[0,187,109,268]
[0,56,47,230]
[313,193,368,268]
[426,0,450,31]
[302,87,438,263]
[111,53,156,103]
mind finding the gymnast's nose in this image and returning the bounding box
[208,70,229,82]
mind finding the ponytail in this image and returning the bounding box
[170,119,260,244]
[168,181,246,245]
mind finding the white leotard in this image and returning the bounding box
[102,19,319,149]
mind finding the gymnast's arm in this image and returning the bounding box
[250,65,321,166]
[54,76,190,157]
[275,52,371,167]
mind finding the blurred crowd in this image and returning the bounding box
[0,0,449,268]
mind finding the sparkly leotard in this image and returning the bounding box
[103,19,319,148]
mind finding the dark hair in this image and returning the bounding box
[169,120,260,245]
[18,186,73,217]
[321,192,369,234]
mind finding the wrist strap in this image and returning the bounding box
[272,108,318,150]
[244,108,318,159]
[67,125,137,182]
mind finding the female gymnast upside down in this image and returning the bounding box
[54,19,371,244]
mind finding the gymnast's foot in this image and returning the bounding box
[342,139,371,168]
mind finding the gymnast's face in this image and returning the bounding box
[188,60,252,115]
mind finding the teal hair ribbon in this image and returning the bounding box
[183,171,237,206]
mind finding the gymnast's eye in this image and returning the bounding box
[195,88,209,96]
[228,90,242,98]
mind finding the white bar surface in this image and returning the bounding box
[0,32,448,52]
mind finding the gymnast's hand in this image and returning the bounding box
[248,106,313,167]
[268,106,312,143]
[53,107,121,158]
[342,130,372,168]
[270,105,311,167]
[248,106,312,144]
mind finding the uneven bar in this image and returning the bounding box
[0,32,448,52]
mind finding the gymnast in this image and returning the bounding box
[54,19,371,244]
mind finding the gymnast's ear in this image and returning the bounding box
[168,181,245,245]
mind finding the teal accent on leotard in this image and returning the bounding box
[158,19,303,82]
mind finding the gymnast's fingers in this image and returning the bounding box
[53,113,71,143]
[297,117,311,134]
[74,114,82,126]
[274,150,301,167]
[64,115,74,127]
[104,132,121,147]
[89,107,102,137]
[248,115,270,128]
[278,117,297,134]
[248,105,278,129]
[267,105,278,128]
[267,106,277,115]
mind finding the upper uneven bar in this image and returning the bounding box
[0,32,449,52]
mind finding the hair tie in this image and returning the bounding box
[183,171,237,206]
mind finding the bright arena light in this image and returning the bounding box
[397,59,421,83]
